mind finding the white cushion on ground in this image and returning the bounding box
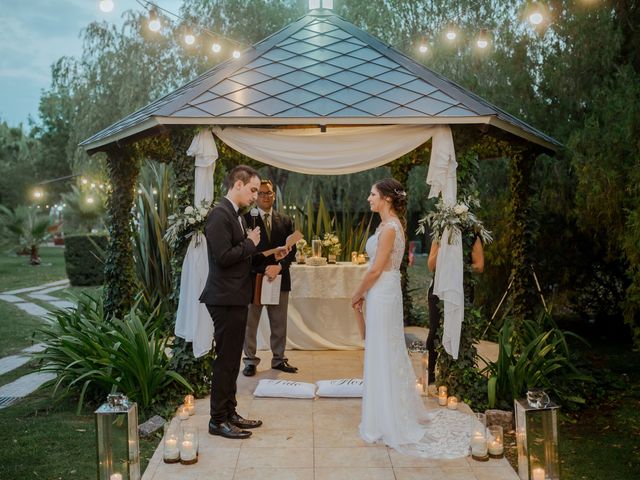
[253,379,316,399]
[316,378,363,397]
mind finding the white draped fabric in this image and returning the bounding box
[174,129,218,357]
[426,129,464,359]
[212,125,447,175]
[176,124,458,358]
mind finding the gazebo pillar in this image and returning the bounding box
[104,145,141,318]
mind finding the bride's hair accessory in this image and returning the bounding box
[394,189,407,197]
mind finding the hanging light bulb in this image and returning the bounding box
[184,33,195,45]
[98,0,114,13]
[446,28,457,41]
[418,44,428,54]
[148,9,161,32]
[476,29,489,49]
[33,189,43,200]
[86,196,95,205]
[527,1,545,25]
[529,11,544,24]
[81,177,88,185]
[211,42,221,53]
[232,50,241,59]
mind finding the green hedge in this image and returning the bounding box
[64,234,108,286]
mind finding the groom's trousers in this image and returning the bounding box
[207,304,248,424]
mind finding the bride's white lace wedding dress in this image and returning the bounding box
[360,220,474,458]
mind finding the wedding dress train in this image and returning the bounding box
[360,221,474,458]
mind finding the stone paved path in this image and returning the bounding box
[0,279,72,407]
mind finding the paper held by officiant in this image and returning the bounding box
[260,274,282,305]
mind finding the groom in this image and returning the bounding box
[200,165,264,439]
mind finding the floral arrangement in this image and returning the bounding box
[417,196,493,245]
[296,238,312,256]
[322,232,342,256]
[165,200,212,248]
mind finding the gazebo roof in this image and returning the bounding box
[81,9,561,153]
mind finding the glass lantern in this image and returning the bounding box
[515,396,560,480]
[95,393,141,480]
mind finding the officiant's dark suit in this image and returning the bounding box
[199,165,263,440]
[242,179,298,376]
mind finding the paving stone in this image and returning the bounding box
[21,343,46,353]
[28,293,59,302]
[49,300,75,310]
[0,355,30,375]
[3,279,69,295]
[13,302,50,318]
[0,294,24,303]
[0,371,55,398]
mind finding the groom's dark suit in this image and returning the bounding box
[200,197,257,423]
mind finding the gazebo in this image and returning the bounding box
[81,7,560,353]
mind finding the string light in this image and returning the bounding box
[99,0,114,13]
[86,196,95,205]
[33,189,43,200]
[476,29,489,49]
[211,43,221,53]
[148,8,161,32]
[445,27,457,41]
[184,33,195,45]
[418,44,428,54]
[529,12,544,25]
[232,50,241,59]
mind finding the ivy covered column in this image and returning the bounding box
[508,149,536,323]
[104,144,140,318]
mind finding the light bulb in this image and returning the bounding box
[149,18,161,32]
[86,197,95,204]
[33,190,43,199]
[81,178,88,185]
[446,30,457,41]
[232,50,241,59]
[529,12,544,25]
[99,0,114,13]
[419,44,428,53]
[477,39,488,49]
[184,34,195,45]
[211,43,221,53]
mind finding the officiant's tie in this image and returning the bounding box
[264,213,271,241]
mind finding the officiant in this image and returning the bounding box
[242,179,298,376]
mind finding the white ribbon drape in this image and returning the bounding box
[426,128,463,359]
[174,129,218,357]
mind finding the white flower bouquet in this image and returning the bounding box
[322,232,342,256]
[417,196,492,245]
[165,200,212,248]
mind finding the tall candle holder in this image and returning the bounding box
[180,426,198,465]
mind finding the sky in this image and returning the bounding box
[0,0,183,128]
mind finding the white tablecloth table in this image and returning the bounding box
[256,262,368,350]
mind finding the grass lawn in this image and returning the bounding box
[0,247,67,291]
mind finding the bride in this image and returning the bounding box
[351,178,473,458]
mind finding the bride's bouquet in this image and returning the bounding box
[417,196,492,245]
[165,200,212,248]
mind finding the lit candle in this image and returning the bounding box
[532,467,545,480]
[184,394,195,415]
[177,405,189,421]
[180,440,197,461]
[110,474,123,480]
[470,433,488,458]
[438,393,447,406]
[488,439,503,456]
[415,380,423,395]
[164,437,179,461]
[446,396,458,410]
[438,385,447,396]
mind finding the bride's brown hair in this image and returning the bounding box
[374,178,407,231]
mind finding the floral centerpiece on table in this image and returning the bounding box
[322,232,342,257]
[165,200,212,248]
[417,196,492,245]
[296,238,312,256]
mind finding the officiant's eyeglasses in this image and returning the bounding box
[258,192,274,197]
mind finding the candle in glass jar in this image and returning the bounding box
[164,437,179,460]
[415,380,423,395]
[110,474,123,480]
[438,386,447,396]
[177,405,189,420]
[184,395,195,415]
[446,396,458,410]
[357,253,366,264]
[438,393,447,406]
[532,467,545,480]
[488,438,504,456]
[351,251,359,264]
[470,433,488,457]
[180,440,197,461]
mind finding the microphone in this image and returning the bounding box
[250,208,259,229]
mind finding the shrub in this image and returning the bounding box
[64,234,108,285]
[482,312,593,411]
[36,294,192,413]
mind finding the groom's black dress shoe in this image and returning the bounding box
[242,365,256,377]
[208,420,251,439]
[272,361,298,373]
[229,413,263,429]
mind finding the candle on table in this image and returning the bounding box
[180,440,197,461]
[177,405,189,421]
[532,467,545,480]
[357,254,366,264]
[438,393,447,406]
[446,396,458,410]
[488,439,503,456]
[415,380,423,395]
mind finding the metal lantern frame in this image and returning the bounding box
[515,397,560,480]
[95,393,141,480]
